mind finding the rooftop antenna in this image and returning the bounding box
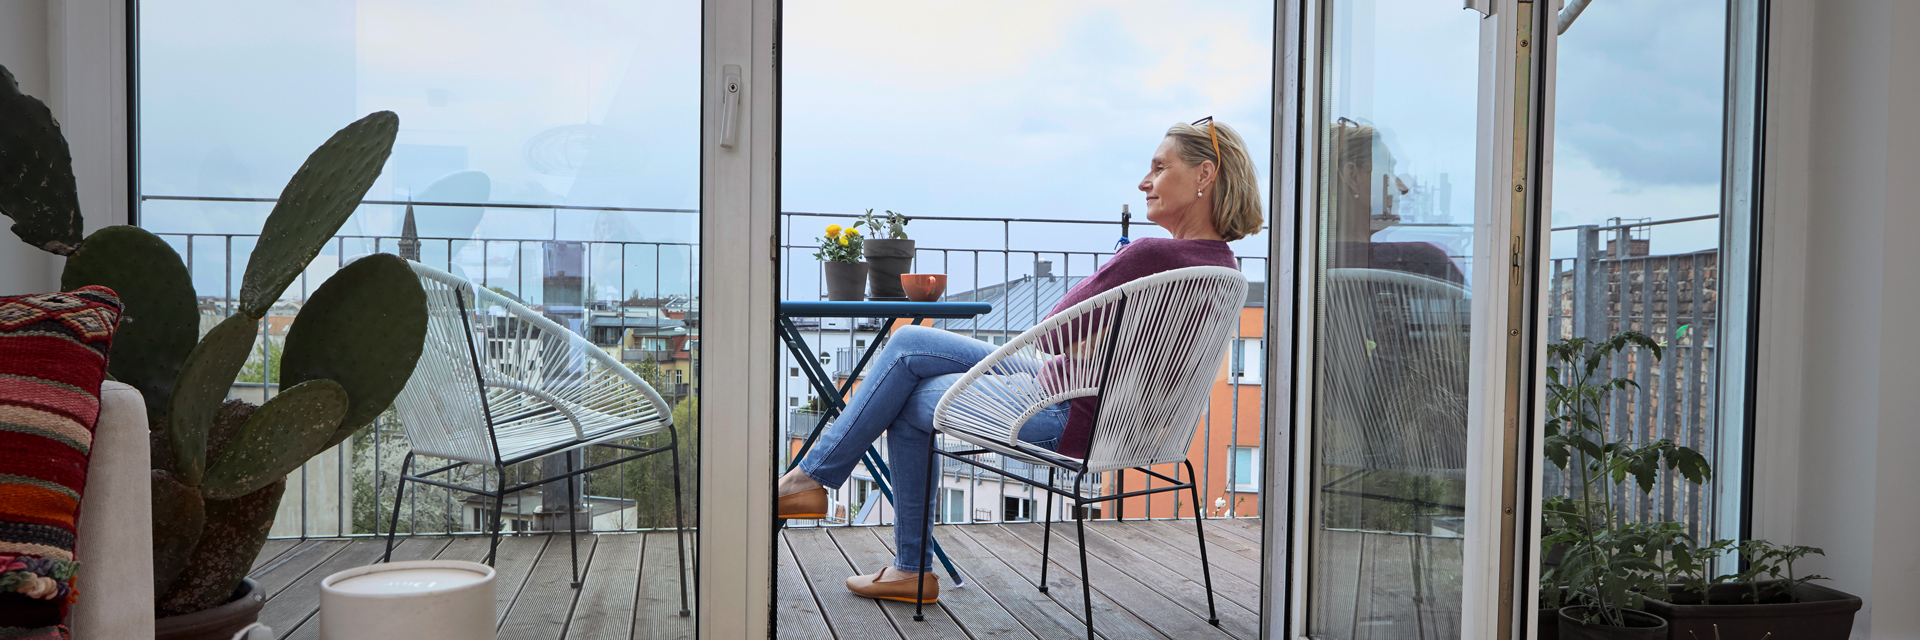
[1116,204,1132,250]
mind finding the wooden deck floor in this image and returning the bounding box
[779,519,1266,640]
[243,519,1263,639]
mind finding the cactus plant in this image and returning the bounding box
[0,69,428,620]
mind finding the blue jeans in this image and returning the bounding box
[798,325,1068,572]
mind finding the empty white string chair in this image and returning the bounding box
[923,265,1248,639]
[1316,267,1471,514]
[383,262,688,614]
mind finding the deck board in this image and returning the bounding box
[777,534,837,640]
[994,523,1236,640]
[563,532,642,640]
[499,533,597,640]
[867,526,1036,640]
[787,527,902,640]
[632,531,695,638]
[832,526,971,640]
[958,524,1168,640]
[238,519,1270,640]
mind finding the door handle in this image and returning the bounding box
[720,64,742,149]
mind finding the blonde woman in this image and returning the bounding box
[774,118,1262,604]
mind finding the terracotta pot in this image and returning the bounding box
[862,239,915,299]
[155,578,266,640]
[823,261,869,301]
[1643,581,1861,640]
[902,273,947,302]
[1557,607,1666,640]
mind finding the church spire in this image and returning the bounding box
[398,202,421,262]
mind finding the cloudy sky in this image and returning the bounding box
[136,0,1730,301]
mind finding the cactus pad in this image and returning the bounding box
[156,478,284,616]
[150,470,204,597]
[200,379,346,501]
[237,111,398,318]
[62,226,197,419]
[281,253,428,447]
[167,313,261,486]
[0,64,83,255]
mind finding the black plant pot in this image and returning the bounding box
[823,261,868,301]
[862,239,915,300]
[155,578,265,640]
[1643,581,1861,640]
[1558,607,1666,640]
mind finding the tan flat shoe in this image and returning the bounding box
[846,568,939,604]
[776,487,828,519]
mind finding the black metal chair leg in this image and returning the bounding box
[914,434,938,622]
[1076,504,1094,640]
[565,451,582,589]
[1184,460,1220,626]
[1039,467,1055,593]
[668,427,691,617]
[383,452,414,562]
[487,465,505,566]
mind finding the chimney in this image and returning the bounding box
[1035,260,1053,278]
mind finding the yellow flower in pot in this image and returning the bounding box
[813,222,866,300]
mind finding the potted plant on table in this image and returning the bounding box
[858,209,914,300]
[1540,331,1711,639]
[2,66,428,639]
[815,222,866,301]
[1644,538,1862,639]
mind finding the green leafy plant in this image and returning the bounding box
[2,64,427,617]
[1662,538,1828,605]
[812,222,864,263]
[859,208,911,239]
[1540,331,1712,626]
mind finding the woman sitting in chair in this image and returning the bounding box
[776,118,1263,604]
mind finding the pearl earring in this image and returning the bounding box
[1197,190,1204,198]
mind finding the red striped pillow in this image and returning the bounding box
[0,286,121,640]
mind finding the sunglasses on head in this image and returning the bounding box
[1192,116,1222,173]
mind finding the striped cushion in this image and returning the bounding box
[0,286,121,640]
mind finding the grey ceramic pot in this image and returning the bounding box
[155,578,265,640]
[1557,607,1666,640]
[862,239,915,300]
[823,261,869,301]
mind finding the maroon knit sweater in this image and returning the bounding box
[1046,238,1239,459]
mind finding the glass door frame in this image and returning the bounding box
[1265,0,1558,637]
[699,0,780,637]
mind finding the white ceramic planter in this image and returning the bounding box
[319,560,496,640]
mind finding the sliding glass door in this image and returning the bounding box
[1280,0,1547,637]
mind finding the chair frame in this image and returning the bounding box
[380,280,690,616]
[913,266,1245,639]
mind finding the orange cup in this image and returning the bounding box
[902,273,947,302]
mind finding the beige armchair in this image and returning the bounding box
[66,381,154,639]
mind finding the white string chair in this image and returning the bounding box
[1315,267,1471,515]
[382,262,688,612]
[920,265,1248,638]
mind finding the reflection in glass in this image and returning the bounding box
[1309,0,1478,635]
[138,0,702,630]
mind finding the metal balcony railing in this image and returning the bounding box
[137,193,1721,540]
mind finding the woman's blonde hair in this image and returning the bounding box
[1165,120,1263,241]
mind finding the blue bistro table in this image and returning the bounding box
[776,300,993,587]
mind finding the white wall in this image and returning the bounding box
[1757,1,1920,637]
[1,0,57,295]
[0,0,127,296]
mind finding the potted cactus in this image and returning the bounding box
[3,65,428,638]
